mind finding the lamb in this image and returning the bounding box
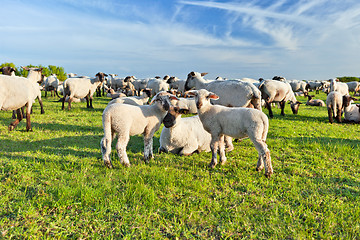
[329,78,349,96]
[306,95,325,107]
[307,80,325,94]
[170,97,197,114]
[61,72,107,110]
[342,95,360,123]
[287,80,310,96]
[107,89,151,106]
[0,67,45,131]
[100,91,177,168]
[147,78,169,96]
[43,74,61,97]
[346,81,360,95]
[326,91,344,123]
[184,72,262,110]
[187,89,273,177]
[258,79,301,118]
[133,78,149,96]
[167,76,186,95]
[106,88,126,99]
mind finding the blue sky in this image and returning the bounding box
[1,0,360,80]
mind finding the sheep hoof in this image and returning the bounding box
[41,110,45,114]
[208,162,217,169]
[104,160,113,169]
[265,172,272,178]
[256,167,263,172]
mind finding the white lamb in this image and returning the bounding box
[61,72,107,110]
[185,72,262,110]
[170,97,197,114]
[187,89,273,178]
[330,78,349,96]
[100,92,177,168]
[107,89,151,106]
[326,91,344,123]
[43,74,61,97]
[342,95,360,123]
[147,78,169,96]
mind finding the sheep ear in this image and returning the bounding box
[190,71,196,77]
[186,90,197,96]
[201,72,208,77]
[207,93,219,100]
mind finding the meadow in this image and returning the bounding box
[0,93,359,239]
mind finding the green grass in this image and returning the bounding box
[1,93,359,239]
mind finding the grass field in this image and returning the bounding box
[0,93,359,239]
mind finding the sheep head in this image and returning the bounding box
[187,89,218,109]
[150,91,178,111]
[185,71,208,91]
[163,106,189,128]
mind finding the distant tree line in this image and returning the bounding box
[337,76,360,83]
[0,62,68,81]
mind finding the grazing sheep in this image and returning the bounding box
[43,74,61,97]
[100,92,177,168]
[107,89,151,106]
[342,95,360,123]
[330,78,349,96]
[187,89,273,177]
[287,80,310,96]
[326,91,344,123]
[346,81,360,95]
[258,79,301,118]
[306,95,325,107]
[0,67,45,131]
[61,72,107,110]
[184,72,262,110]
[307,80,326,94]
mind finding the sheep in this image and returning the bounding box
[346,81,360,95]
[170,97,197,114]
[43,74,61,97]
[186,89,272,177]
[329,78,349,96]
[106,88,126,99]
[67,73,77,78]
[258,79,301,118]
[61,72,107,110]
[342,95,360,123]
[167,76,186,95]
[184,72,262,110]
[133,78,149,96]
[0,66,16,76]
[307,80,325,94]
[100,91,177,168]
[147,78,169,96]
[305,95,325,107]
[0,67,45,131]
[107,89,151,106]
[287,80,310,96]
[326,91,344,123]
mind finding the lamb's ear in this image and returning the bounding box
[179,109,190,115]
[207,93,219,100]
[190,71,196,76]
[185,90,197,96]
[201,72,208,77]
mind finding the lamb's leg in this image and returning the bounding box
[116,135,130,167]
[143,135,154,163]
[55,89,61,98]
[61,95,66,110]
[218,135,227,165]
[8,109,23,131]
[224,136,234,152]
[68,97,73,110]
[327,107,333,123]
[89,96,94,109]
[101,136,113,168]
[38,97,45,114]
[250,136,273,177]
[209,136,219,168]
[336,107,342,123]
[25,103,32,132]
[85,95,90,108]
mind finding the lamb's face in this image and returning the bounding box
[188,89,219,109]
[163,106,189,128]
[184,71,208,91]
[151,92,178,111]
[290,101,301,114]
[96,72,108,82]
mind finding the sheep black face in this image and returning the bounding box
[163,107,189,128]
[96,72,108,82]
[290,101,302,114]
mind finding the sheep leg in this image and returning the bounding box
[265,101,274,118]
[12,110,16,119]
[61,95,66,110]
[250,137,273,177]
[209,137,219,168]
[336,107,342,123]
[101,137,113,168]
[89,96,94,109]
[116,135,130,167]
[143,136,153,163]
[45,91,48,98]
[55,89,61,98]
[218,135,227,165]
[25,103,32,132]
[68,97,73,110]
[38,97,45,114]
[280,101,286,116]
[327,107,334,123]
[8,109,23,131]
[224,136,234,152]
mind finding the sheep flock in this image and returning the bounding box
[1,68,360,178]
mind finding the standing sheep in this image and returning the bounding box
[0,67,44,131]
[187,89,273,178]
[184,72,262,110]
[61,72,107,110]
[258,79,301,118]
[100,92,177,168]
[326,91,344,123]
